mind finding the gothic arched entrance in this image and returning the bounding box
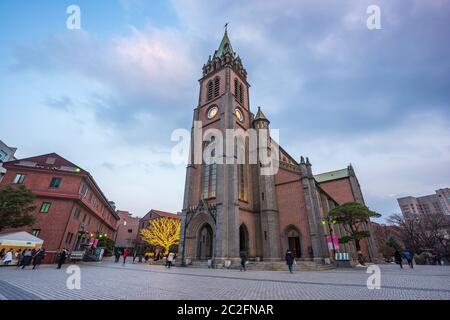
[286,227,301,258]
[239,224,249,254]
[197,224,213,260]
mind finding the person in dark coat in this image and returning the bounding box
[239,251,248,272]
[114,249,120,263]
[57,248,68,269]
[32,248,45,269]
[285,249,295,273]
[21,249,32,269]
[394,250,403,269]
[404,250,414,269]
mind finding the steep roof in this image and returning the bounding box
[253,106,269,123]
[152,210,181,220]
[4,152,86,174]
[141,209,181,220]
[213,30,235,58]
[314,168,350,183]
[0,231,44,244]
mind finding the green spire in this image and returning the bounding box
[214,29,235,58]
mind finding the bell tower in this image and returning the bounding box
[179,29,254,266]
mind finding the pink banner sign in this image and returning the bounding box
[326,235,340,251]
[88,237,99,248]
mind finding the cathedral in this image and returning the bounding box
[178,30,378,267]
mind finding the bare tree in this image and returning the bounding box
[388,213,450,262]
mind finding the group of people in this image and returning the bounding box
[394,249,414,269]
[115,248,137,265]
[114,248,177,268]
[1,247,70,270]
[0,248,46,269]
[114,248,129,265]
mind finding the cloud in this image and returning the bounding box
[44,95,74,111]
[10,26,199,139]
[3,0,450,217]
[284,110,450,217]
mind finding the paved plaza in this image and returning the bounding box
[0,259,449,300]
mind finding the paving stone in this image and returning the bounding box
[0,260,449,300]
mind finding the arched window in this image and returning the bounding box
[237,138,247,201]
[202,136,217,199]
[207,81,213,101]
[214,77,220,98]
[239,224,249,253]
[238,164,246,201]
[239,84,244,104]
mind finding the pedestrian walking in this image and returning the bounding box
[239,250,248,272]
[21,249,32,269]
[404,250,414,269]
[166,252,175,268]
[15,249,23,268]
[0,248,5,260]
[114,249,120,263]
[2,249,13,265]
[285,249,295,273]
[32,248,45,269]
[394,250,403,269]
[122,248,129,265]
[133,250,137,263]
[57,248,68,269]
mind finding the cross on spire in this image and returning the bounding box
[214,25,234,58]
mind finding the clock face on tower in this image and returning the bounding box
[207,105,218,119]
[235,108,244,122]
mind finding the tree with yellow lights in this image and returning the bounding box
[140,217,181,253]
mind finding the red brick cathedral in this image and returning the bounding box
[179,30,377,267]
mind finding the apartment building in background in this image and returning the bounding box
[398,188,450,218]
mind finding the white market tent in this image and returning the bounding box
[0,231,44,249]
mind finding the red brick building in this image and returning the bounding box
[136,209,180,253]
[179,30,379,267]
[315,166,379,261]
[0,153,119,263]
[114,210,140,250]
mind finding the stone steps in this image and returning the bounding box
[180,260,335,271]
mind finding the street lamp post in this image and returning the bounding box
[321,217,337,259]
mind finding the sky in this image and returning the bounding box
[1,0,449,220]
